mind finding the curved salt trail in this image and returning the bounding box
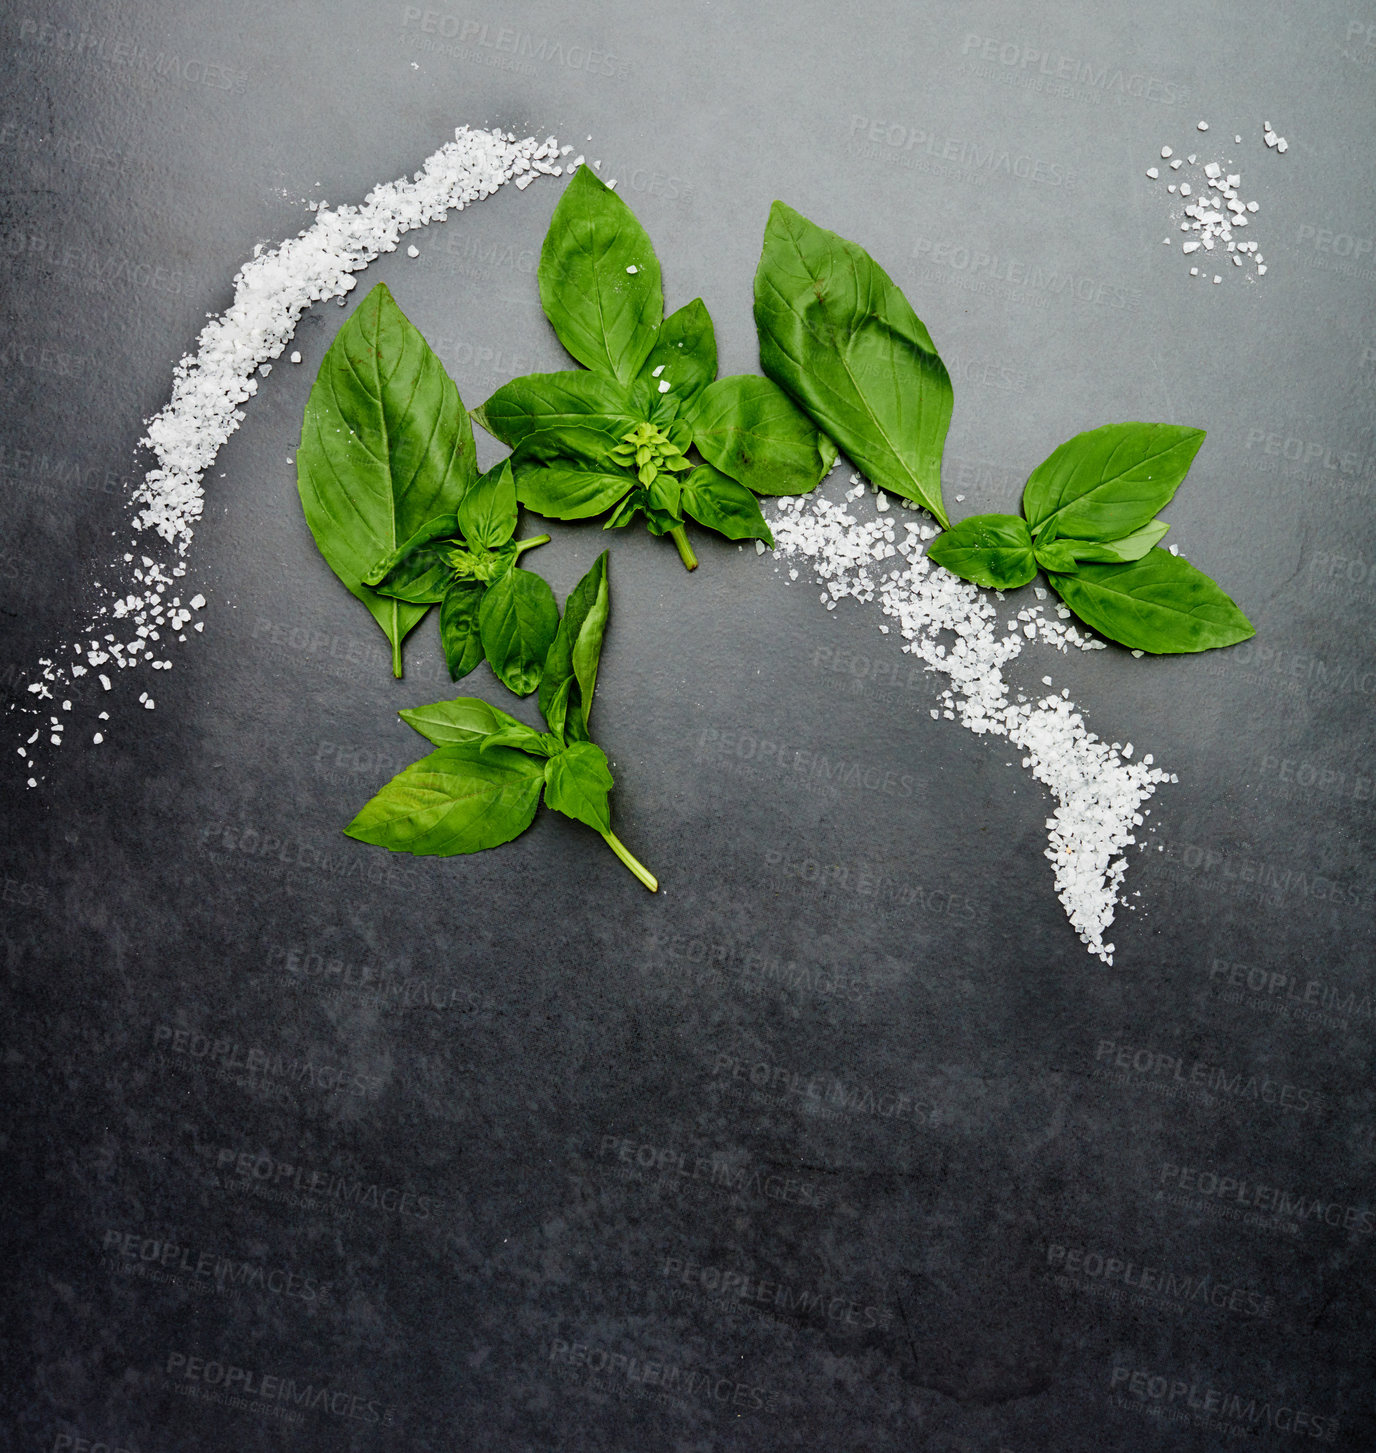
[18,126,564,782]
[768,481,1175,964]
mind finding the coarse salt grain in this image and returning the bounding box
[19,125,559,782]
[768,481,1172,964]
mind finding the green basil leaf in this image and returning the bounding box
[928,514,1037,591]
[687,374,837,496]
[457,459,517,549]
[539,550,610,744]
[345,743,544,856]
[630,298,718,418]
[1022,423,1205,541]
[362,513,459,587]
[753,203,952,527]
[296,282,476,673]
[371,542,452,604]
[513,461,634,521]
[398,695,532,746]
[539,166,663,386]
[543,741,614,833]
[481,723,557,756]
[647,469,683,518]
[603,495,643,531]
[1061,520,1171,563]
[472,370,638,452]
[478,568,559,696]
[679,465,774,545]
[1047,548,1255,653]
[440,583,485,681]
[1033,540,1080,574]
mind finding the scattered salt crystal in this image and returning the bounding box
[93,733,103,744]
[651,364,664,377]
[755,540,766,555]
[406,244,419,258]
[657,380,670,393]
[1146,167,1159,179]
[1161,146,1172,158]
[1197,121,1208,130]
[19,126,559,768]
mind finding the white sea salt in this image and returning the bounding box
[768,483,1173,963]
[19,125,559,780]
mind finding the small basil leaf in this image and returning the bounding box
[363,513,459,586]
[371,542,453,604]
[603,495,643,531]
[647,469,683,518]
[472,370,638,452]
[513,462,634,521]
[439,584,486,681]
[543,741,614,833]
[297,283,476,673]
[1033,540,1080,574]
[478,568,559,696]
[345,743,544,856]
[510,424,628,471]
[539,166,663,386]
[688,374,837,496]
[679,465,774,545]
[1047,548,1255,654]
[927,514,1037,590]
[539,550,610,744]
[1023,423,1205,541]
[1062,520,1171,563]
[630,298,718,417]
[457,459,517,549]
[754,203,952,527]
[399,695,532,746]
[481,723,557,756]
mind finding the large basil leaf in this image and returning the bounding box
[514,462,633,521]
[399,695,533,746]
[440,584,485,681]
[296,282,476,674]
[1023,423,1205,542]
[1033,540,1081,574]
[539,166,663,387]
[477,568,559,695]
[1048,549,1255,653]
[688,374,836,496]
[457,460,517,549]
[680,465,773,545]
[371,543,452,604]
[753,203,953,528]
[511,425,628,471]
[543,742,615,833]
[928,514,1037,591]
[472,371,638,451]
[344,743,544,855]
[540,551,610,744]
[630,298,718,420]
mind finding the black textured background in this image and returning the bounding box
[2,3,1374,1450]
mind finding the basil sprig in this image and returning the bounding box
[346,552,657,890]
[363,459,557,696]
[926,422,1254,653]
[473,166,836,571]
[296,282,478,676]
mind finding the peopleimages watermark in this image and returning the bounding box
[911,234,1140,310]
[548,1337,780,1413]
[597,1135,824,1209]
[164,1351,396,1426]
[847,116,1076,188]
[1109,1365,1338,1442]
[152,1025,383,1099]
[1092,1039,1320,1114]
[210,1145,443,1222]
[660,1254,893,1331]
[398,8,629,78]
[708,1051,939,1128]
[695,727,917,799]
[1206,955,1374,1032]
[1044,1242,1274,1319]
[101,1228,331,1304]
[1158,1161,1374,1234]
[957,33,1186,106]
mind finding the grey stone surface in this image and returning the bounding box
[1,2,1373,1449]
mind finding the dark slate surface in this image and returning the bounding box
[2,2,1373,1449]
